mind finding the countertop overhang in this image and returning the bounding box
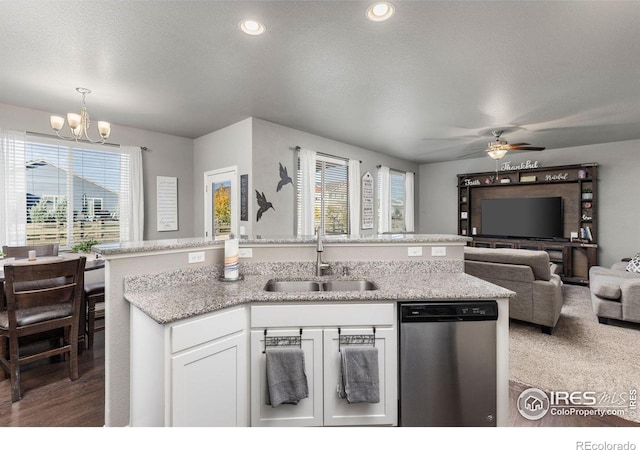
[125,270,514,324]
[95,234,472,256]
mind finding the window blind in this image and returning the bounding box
[297,153,349,235]
[23,137,128,246]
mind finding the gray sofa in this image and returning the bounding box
[464,246,564,334]
[589,262,640,325]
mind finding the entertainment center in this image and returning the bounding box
[458,162,598,285]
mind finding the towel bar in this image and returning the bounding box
[263,328,303,353]
[338,327,376,352]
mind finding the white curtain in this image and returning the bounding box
[378,165,390,233]
[299,147,317,236]
[348,159,361,236]
[0,129,26,246]
[404,171,415,232]
[119,146,144,242]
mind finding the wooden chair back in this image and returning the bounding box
[2,244,59,258]
[0,257,86,401]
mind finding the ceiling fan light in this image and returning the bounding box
[487,148,508,160]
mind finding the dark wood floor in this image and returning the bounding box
[0,332,637,427]
[0,333,105,427]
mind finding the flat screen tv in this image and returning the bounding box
[481,197,563,240]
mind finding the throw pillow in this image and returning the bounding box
[626,253,640,273]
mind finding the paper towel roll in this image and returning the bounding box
[224,239,239,280]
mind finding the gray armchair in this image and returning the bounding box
[589,261,640,325]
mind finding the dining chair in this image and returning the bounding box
[2,243,59,258]
[0,256,86,402]
[84,281,105,349]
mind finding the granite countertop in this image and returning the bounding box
[95,234,471,256]
[124,265,513,324]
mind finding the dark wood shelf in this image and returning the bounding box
[458,163,599,284]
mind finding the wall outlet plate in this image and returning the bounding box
[431,247,447,257]
[407,247,423,257]
[239,248,253,258]
[188,251,205,264]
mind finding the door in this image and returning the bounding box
[250,328,324,427]
[171,333,248,427]
[204,166,238,240]
[322,327,397,426]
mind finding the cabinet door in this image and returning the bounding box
[323,327,397,426]
[250,328,323,427]
[171,332,248,426]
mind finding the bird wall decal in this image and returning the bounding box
[255,190,275,221]
[276,162,293,192]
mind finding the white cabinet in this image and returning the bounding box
[250,328,324,427]
[250,303,397,427]
[130,305,249,427]
[172,332,247,426]
[323,326,397,426]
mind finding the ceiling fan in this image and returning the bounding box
[484,130,545,160]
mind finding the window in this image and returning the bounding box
[297,154,349,235]
[23,137,128,246]
[390,170,406,232]
[378,168,413,233]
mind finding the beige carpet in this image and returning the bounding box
[509,284,640,423]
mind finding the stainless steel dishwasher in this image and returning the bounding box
[399,301,498,427]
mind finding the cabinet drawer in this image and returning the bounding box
[251,303,394,328]
[171,306,246,354]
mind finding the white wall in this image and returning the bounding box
[0,102,195,240]
[193,118,253,238]
[418,140,640,267]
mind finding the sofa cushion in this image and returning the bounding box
[626,253,640,273]
[464,247,551,281]
[590,276,622,301]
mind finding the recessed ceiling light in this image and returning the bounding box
[366,2,395,22]
[239,19,266,36]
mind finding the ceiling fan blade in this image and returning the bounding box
[506,143,530,147]
[509,146,545,151]
[456,149,487,159]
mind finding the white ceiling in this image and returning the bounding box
[2,1,640,163]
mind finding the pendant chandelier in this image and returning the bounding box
[50,87,111,144]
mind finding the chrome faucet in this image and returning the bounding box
[315,227,330,276]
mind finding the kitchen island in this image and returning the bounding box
[96,234,514,427]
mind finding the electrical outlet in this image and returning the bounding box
[188,251,205,264]
[431,247,447,257]
[407,247,423,257]
[239,248,253,258]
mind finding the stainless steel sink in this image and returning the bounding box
[322,279,378,292]
[264,280,321,292]
[264,279,377,292]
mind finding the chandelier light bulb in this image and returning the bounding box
[98,121,111,138]
[67,113,81,129]
[50,115,65,131]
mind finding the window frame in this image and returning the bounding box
[296,153,350,236]
[23,135,127,248]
